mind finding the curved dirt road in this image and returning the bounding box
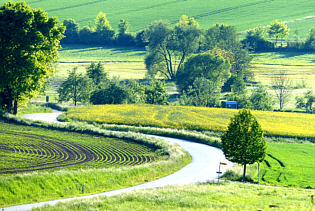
[3,112,232,211]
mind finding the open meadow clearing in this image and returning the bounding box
[0,121,189,207]
[15,0,315,38]
[32,182,315,211]
[63,104,315,139]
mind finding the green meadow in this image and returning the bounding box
[33,182,315,211]
[15,0,314,39]
[229,142,315,188]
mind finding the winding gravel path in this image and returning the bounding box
[3,112,232,211]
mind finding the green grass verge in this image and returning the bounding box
[32,182,315,211]
[0,115,190,207]
[61,104,315,140]
[14,0,315,39]
[17,103,53,116]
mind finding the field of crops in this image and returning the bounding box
[14,0,314,39]
[63,104,315,139]
[32,182,315,211]
[0,120,191,207]
[0,122,161,174]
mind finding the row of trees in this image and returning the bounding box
[62,13,144,46]
[243,20,315,52]
[57,62,169,106]
[62,13,315,52]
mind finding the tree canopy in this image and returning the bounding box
[0,1,64,114]
[176,52,231,93]
[267,19,289,46]
[221,109,266,182]
[58,68,92,106]
[144,15,201,80]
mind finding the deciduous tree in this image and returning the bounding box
[95,12,115,44]
[58,68,92,106]
[176,52,230,93]
[86,62,109,88]
[0,1,64,114]
[271,71,292,110]
[145,15,201,80]
[221,109,266,182]
[267,19,289,47]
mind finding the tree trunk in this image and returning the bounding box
[257,162,260,184]
[13,96,18,115]
[243,163,247,183]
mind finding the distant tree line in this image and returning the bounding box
[61,12,146,47]
[62,14,315,52]
[243,20,315,52]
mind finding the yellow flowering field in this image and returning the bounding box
[65,105,315,139]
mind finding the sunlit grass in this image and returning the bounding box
[33,182,315,211]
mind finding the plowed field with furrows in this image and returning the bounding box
[0,122,160,174]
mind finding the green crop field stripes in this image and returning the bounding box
[0,122,161,174]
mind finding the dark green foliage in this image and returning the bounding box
[90,83,128,104]
[94,12,115,45]
[86,62,109,87]
[124,80,145,104]
[296,90,315,113]
[304,28,315,51]
[145,16,201,80]
[58,68,92,106]
[62,19,80,44]
[250,86,274,111]
[0,1,64,114]
[179,77,221,107]
[176,52,230,93]
[79,26,96,45]
[221,109,266,182]
[144,81,169,105]
[202,24,253,81]
[242,26,275,51]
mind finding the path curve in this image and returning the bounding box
[4,112,233,211]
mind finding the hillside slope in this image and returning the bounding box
[18,0,315,37]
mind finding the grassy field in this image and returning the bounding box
[228,142,315,188]
[252,52,315,88]
[13,0,315,39]
[261,142,315,188]
[0,121,190,207]
[58,45,145,62]
[62,104,315,139]
[33,182,315,211]
[250,51,315,109]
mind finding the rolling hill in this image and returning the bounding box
[12,0,315,38]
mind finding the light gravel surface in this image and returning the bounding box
[3,112,232,211]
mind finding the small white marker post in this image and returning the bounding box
[217,162,227,183]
